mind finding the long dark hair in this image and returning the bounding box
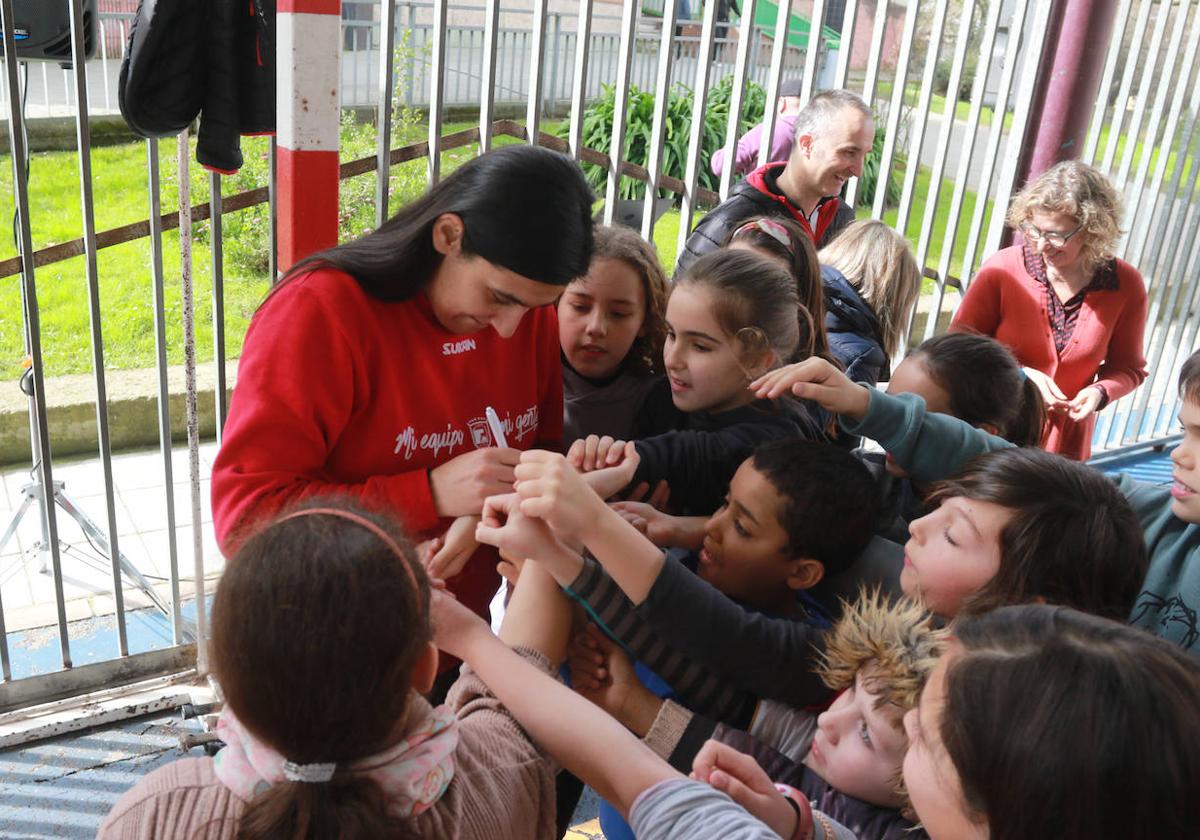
[211,500,431,840]
[283,145,595,300]
[929,447,1147,620]
[677,248,815,367]
[942,605,1200,840]
[913,332,1047,446]
[728,215,834,363]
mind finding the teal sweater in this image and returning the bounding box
[843,390,1200,655]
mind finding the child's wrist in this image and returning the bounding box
[774,784,813,840]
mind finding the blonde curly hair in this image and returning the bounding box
[1007,160,1124,273]
[816,588,948,805]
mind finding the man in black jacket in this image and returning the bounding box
[677,89,873,274]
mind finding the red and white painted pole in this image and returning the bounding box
[276,0,341,273]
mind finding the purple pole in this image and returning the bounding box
[1003,0,1119,244]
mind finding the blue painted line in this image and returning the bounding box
[5,598,212,681]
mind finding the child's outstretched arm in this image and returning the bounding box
[478,496,763,724]
[752,358,1014,483]
[433,564,675,816]
[512,450,668,604]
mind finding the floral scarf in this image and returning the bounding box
[212,697,459,817]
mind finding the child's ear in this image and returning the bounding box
[786,558,825,591]
[746,349,779,382]
[410,640,440,694]
[978,421,1000,436]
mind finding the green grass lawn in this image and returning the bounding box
[0,120,533,380]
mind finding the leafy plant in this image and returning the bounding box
[559,75,767,201]
[857,117,903,209]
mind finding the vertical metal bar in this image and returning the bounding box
[1,0,71,670]
[567,0,594,160]
[177,131,207,672]
[982,2,1053,258]
[405,3,416,111]
[844,0,888,209]
[69,0,129,655]
[526,0,549,144]
[548,12,561,113]
[602,0,639,224]
[871,0,919,220]
[718,0,759,202]
[479,0,501,152]
[210,172,228,442]
[1113,0,1172,191]
[268,136,278,281]
[1100,0,1153,172]
[929,0,1002,315]
[376,0,396,225]
[1119,0,1189,261]
[0,546,9,678]
[911,0,976,340]
[959,0,1031,284]
[858,0,889,101]
[1083,0,1134,164]
[147,140,184,645]
[801,0,828,102]
[832,0,859,89]
[677,0,719,252]
[427,0,448,184]
[756,0,793,170]
[641,0,679,240]
[894,0,951,238]
[100,19,111,111]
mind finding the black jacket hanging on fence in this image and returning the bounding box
[119,0,275,174]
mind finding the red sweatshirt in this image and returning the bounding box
[212,268,563,621]
[951,245,1147,460]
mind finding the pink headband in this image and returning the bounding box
[733,218,794,252]
[275,507,423,611]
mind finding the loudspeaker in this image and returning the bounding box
[1,0,96,63]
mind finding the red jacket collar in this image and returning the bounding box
[744,162,843,244]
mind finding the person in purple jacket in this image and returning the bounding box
[711,78,804,178]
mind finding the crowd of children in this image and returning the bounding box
[98,92,1200,840]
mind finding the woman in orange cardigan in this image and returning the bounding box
[951,161,1148,460]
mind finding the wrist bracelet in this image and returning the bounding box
[774,783,813,840]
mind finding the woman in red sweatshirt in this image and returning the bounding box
[951,160,1147,460]
[211,145,594,646]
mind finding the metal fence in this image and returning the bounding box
[0,0,1197,718]
[12,2,832,116]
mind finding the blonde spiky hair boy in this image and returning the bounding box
[816,588,947,805]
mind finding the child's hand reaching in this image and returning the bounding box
[609,501,686,548]
[568,434,632,472]
[512,450,610,543]
[751,357,871,420]
[476,492,577,564]
[424,515,480,580]
[568,623,662,737]
[692,739,810,840]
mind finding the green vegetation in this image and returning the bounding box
[0,119,531,380]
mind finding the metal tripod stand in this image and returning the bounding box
[0,368,192,637]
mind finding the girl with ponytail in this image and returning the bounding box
[98,500,563,840]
